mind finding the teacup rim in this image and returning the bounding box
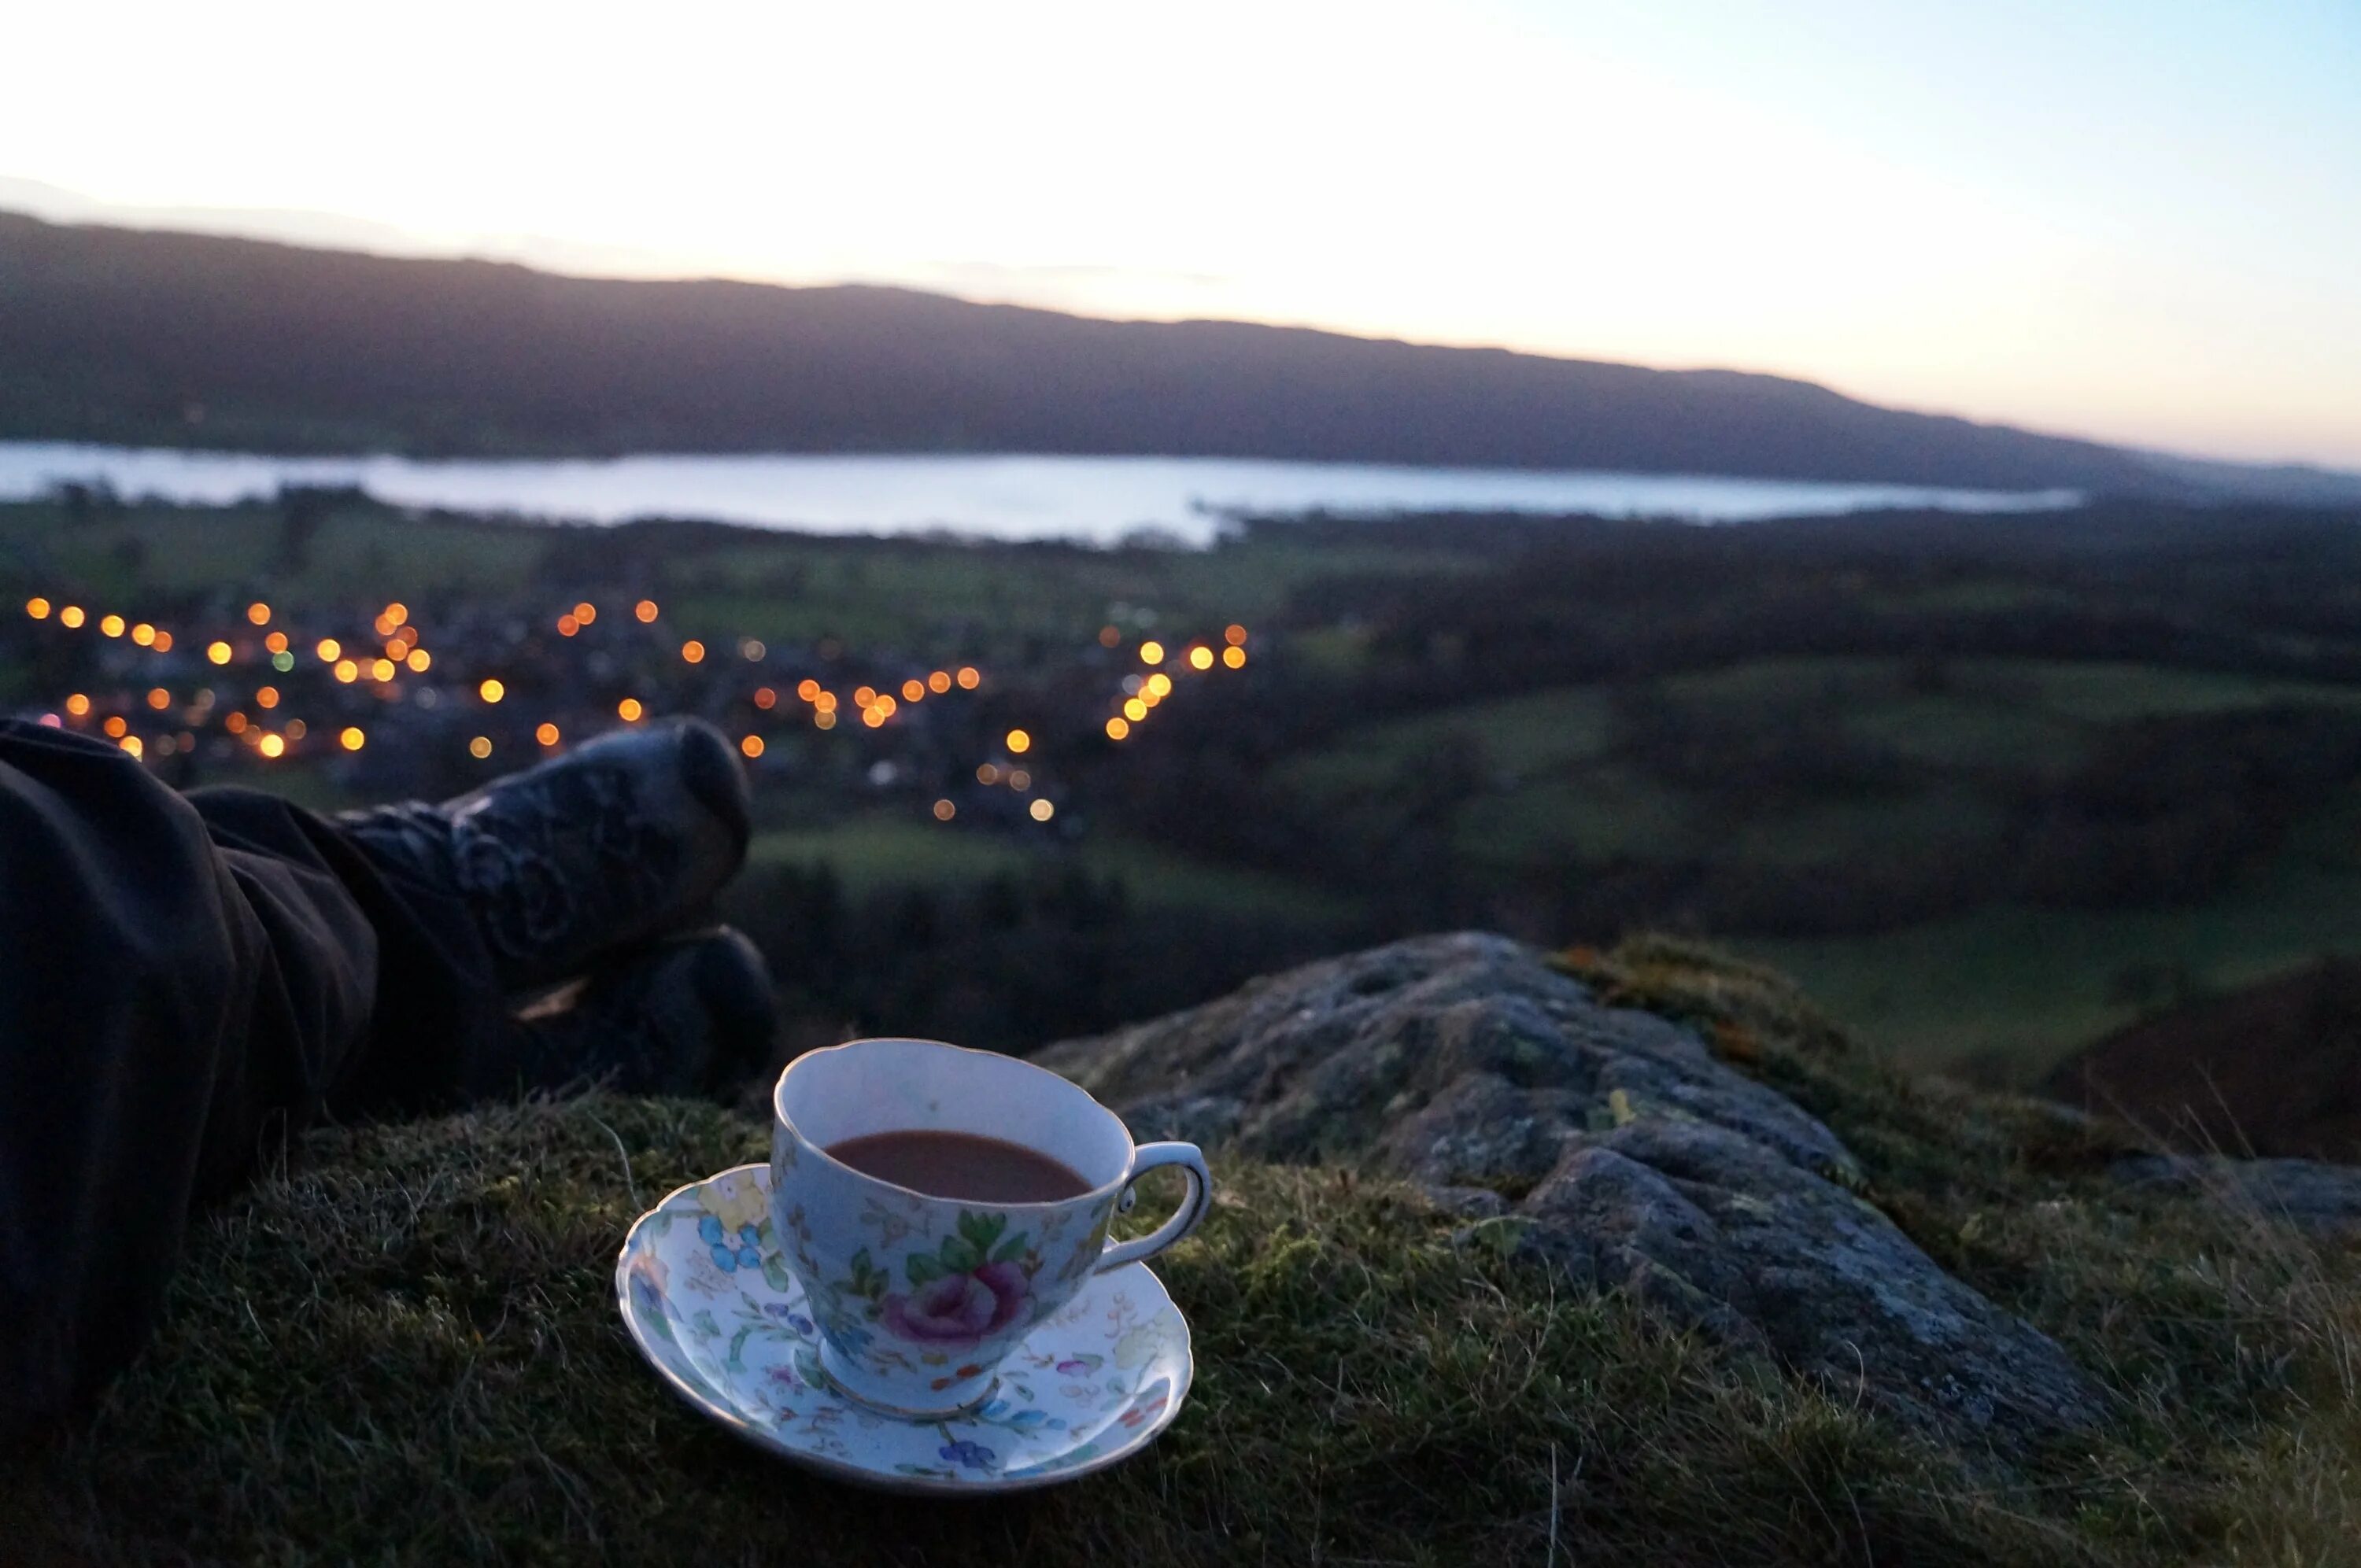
[773,1035,1140,1211]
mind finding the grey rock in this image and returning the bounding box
[1042,931,2104,1441]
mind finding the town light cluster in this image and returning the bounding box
[23,588,1258,829]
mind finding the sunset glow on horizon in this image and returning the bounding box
[4,0,2355,465]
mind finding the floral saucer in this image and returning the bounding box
[614,1164,1194,1494]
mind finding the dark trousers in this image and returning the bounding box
[0,720,512,1441]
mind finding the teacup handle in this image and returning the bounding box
[1096,1142,1213,1274]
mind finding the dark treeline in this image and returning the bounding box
[719,861,1357,1057]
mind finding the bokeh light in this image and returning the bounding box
[928,670,951,693]
[147,688,172,710]
[469,736,493,758]
[152,630,174,653]
[754,687,777,710]
[902,678,926,703]
[102,716,127,739]
[25,597,50,618]
[1105,716,1130,740]
[933,799,956,821]
[333,659,360,683]
[635,600,660,622]
[256,685,279,708]
[265,631,289,653]
[536,722,560,747]
[131,622,155,647]
[406,648,432,673]
[64,693,90,717]
[1005,728,1032,754]
[1099,625,1121,647]
[1140,640,1166,665]
[572,602,594,625]
[246,603,271,625]
[1225,624,1248,646]
[99,614,125,638]
[956,666,981,689]
[740,735,765,758]
[258,733,285,759]
[796,678,821,702]
[1029,799,1055,822]
[1008,769,1032,791]
[61,606,86,629]
[1124,697,1148,722]
[619,696,645,721]
[118,736,143,760]
[340,726,366,751]
[1146,673,1173,698]
[1223,645,1247,668]
[206,640,232,665]
[557,614,580,636]
[977,763,1000,784]
[316,638,341,662]
[682,640,706,664]
[1188,645,1214,670]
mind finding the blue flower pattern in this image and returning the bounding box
[939,1437,998,1471]
[977,1398,1066,1433]
[762,1303,816,1335]
[700,1213,763,1272]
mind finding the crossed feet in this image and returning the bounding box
[340,718,776,1098]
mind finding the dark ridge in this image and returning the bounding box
[0,210,2247,496]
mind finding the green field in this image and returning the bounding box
[1279,655,2361,1081]
[1740,854,2361,1081]
[750,815,1358,924]
[19,494,2361,1088]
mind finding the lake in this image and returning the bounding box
[0,443,2080,545]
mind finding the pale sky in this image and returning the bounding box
[6,0,2357,466]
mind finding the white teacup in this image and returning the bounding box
[769,1037,1211,1417]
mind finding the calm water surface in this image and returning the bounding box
[0,444,2079,544]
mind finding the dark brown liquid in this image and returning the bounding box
[826,1130,1092,1204]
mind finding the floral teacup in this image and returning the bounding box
[770,1037,1210,1418]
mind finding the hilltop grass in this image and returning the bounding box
[8,942,2360,1565]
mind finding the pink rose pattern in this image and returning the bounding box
[835,1209,1072,1352]
[882,1261,1031,1346]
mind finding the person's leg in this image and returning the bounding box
[187,784,509,1120]
[0,721,382,1439]
[1,716,769,1441]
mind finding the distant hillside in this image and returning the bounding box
[1,209,2350,502]
[2049,957,2361,1161]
